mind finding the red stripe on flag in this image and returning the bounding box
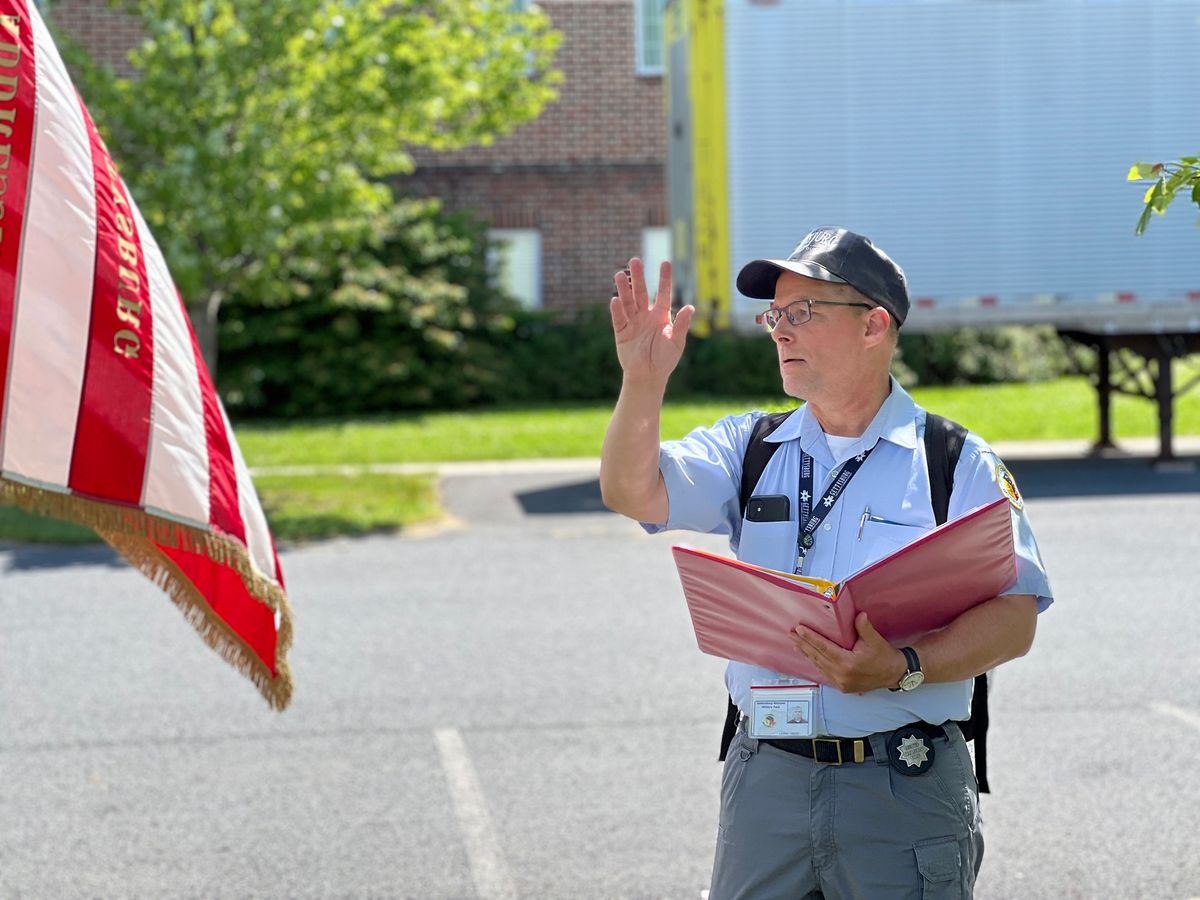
[182,289,245,543]
[0,3,37,426]
[159,543,278,676]
[68,99,154,503]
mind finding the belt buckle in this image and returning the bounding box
[813,738,843,765]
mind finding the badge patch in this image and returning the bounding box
[995,462,1024,510]
[887,728,935,776]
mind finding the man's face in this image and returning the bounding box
[768,271,869,401]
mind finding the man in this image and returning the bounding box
[600,227,1053,899]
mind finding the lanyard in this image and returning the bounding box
[795,444,876,574]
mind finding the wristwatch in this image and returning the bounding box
[891,646,925,692]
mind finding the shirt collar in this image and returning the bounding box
[765,377,920,462]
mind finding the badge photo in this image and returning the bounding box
[749,683,817,739]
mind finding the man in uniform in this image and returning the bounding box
[599,227,1053,899]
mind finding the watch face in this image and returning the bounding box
[899,671,925,691]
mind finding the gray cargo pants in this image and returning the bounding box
[710,722,983,900]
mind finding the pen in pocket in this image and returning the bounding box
[857,506,909,540]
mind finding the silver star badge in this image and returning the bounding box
[897,735,930,768]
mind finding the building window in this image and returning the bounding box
[489,229,542,309]
[641,226,671,295]
[635,0,665,75]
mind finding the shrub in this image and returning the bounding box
[219,197,520,418]
[897,327,1072,385]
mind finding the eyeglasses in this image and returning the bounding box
[755,298,874,332]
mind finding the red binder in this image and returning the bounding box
[671,498,1017,682]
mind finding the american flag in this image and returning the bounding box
[0,0,293,708]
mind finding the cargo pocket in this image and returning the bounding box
[914,836,964,900]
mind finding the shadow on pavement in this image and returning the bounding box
[514,455,1200,515]
[0,542,126,572]
[516,479,607,516]
[1006,455,1200,499]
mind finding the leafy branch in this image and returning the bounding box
[1127,157,1200,235]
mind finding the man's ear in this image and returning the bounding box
[863,307,892,345]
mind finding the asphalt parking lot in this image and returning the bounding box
[2,449,1199,898]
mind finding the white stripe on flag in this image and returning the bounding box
[133,198,210,525]
[0,9,95,484]
[222,403,275,580]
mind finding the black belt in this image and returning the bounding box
[759,723,947,765]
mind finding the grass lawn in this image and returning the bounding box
[4,372,1197,545]
[0,473,439,546]
[252,472,439,542]
[0,506,99,544]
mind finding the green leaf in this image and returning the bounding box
[1128,162,1160,181]
[1135,203,1153,235]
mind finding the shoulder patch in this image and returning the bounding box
[995,462,1024,510]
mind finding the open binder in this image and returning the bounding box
[672,498,1017,681]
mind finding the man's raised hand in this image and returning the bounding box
[609,258,695,385]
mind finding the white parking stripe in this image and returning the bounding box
[434,728,518,900]
[1152,702,1200,731]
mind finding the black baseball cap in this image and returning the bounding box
[736,226,910,327]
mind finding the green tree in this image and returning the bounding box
[59,0,560,366]
[1128,158,1200,234]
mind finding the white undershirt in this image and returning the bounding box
[824,433,861,463]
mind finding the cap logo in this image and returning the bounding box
[792,229,839,258]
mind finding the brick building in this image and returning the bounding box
[41,0,140,76]
[45,0,670,315]
[408,0,670,313]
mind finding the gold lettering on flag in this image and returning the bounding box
[0,13,18,244]
[102,157,144,360]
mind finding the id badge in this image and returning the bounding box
[749,682,818,739]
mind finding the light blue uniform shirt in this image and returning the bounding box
[644,379,1053,737]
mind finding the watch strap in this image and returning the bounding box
[889,646,922,692]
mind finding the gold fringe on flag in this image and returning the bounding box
[0,476,294,710]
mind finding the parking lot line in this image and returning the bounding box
[434,727,518,900]
[1152,702,1200,732]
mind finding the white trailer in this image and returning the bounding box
[666,0,1200,460]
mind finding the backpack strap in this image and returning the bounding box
[924,413,992,792]
[923,412,966,526]
[719,410,796,762]
[738,410,795,518]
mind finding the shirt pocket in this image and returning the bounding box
[850,519,928,573]
[736,519,797,573]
